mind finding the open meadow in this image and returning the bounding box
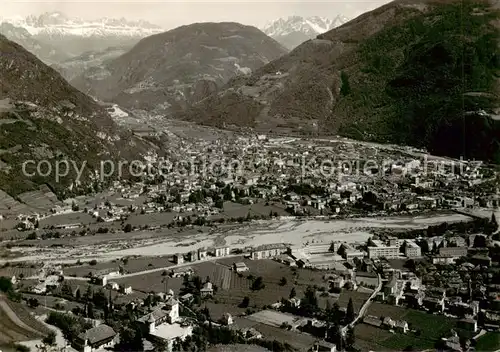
[475,332,500,351]
[354,303,460,351]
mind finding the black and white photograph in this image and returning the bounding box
[0,0,499,351]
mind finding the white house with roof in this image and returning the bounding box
[201,282,214,297]
[138,297,193,352]
[233,262,249,273]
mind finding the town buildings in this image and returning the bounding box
[367,239,400,259]
[404,240,422,258]
[73,324,117,352]
[250,244,288,260]
[138,297,193,352]
[338,243,364,260]
[213,246,230,257]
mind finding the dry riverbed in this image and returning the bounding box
[1,211,471,264]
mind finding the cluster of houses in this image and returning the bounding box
[363,315,409,333]
[161,237,424,284]
[70,293,192,352]
[172,246,230,266]
[88,269,133,295]
[5,129,498,237]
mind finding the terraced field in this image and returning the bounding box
[0,298,49,344]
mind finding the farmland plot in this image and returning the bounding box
[63,256,174,277]
[0,266,38,279]
[357,303,459,351]
[251,322,316,351]
[192,262,232,291]
[336,291,371,313]
[210,259,357,308]
[115,271,182,294]
[0,299,50,344]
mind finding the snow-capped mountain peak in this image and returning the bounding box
[261,15,349,50]
[262,15,349,37]
[0,11,164,38]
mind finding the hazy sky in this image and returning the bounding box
[1,0,392,28]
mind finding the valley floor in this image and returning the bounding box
[2,211,471,265]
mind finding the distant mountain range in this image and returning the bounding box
[261,15,349,49]
[0,12,164,58]
[0,11,163,38]
[70,22,288,116]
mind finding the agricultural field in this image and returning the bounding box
[215,260,309,308]
[111,257,335,308]
[356,303,459,351]
[354,324,397,351]
[0,298,50,344]
[247,310,300,327]
[250,322,317,351]
[21,293,84,312]
[114,270,183,294]
[63,255,175,277]
[213,202,289,220]
[75,256,372,319]
[231,315,316,351]
[113,261,233,295]
[126,212,178,227]
[192,261,232,290]
[203,301,246,319]
[335,291,371,313]
[38,212,95,228]
[367,302,409,320]
[210,259,370,310]
[0,265,39,279]
[475,332,500,351]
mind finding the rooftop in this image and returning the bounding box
[138,308,168,323]
[150,323,193,341]
[78,324,116,344]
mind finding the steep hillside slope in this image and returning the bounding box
[70,22,288,115]
[51,46,131,82]
[183,0,500,162]
[0,34,151,197]
[0,22,69,64]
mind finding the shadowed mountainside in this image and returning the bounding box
[181,0,500,162]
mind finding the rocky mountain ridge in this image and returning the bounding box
[261,15,349,49]
[1,12,163,38]
[0,12,164,58]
